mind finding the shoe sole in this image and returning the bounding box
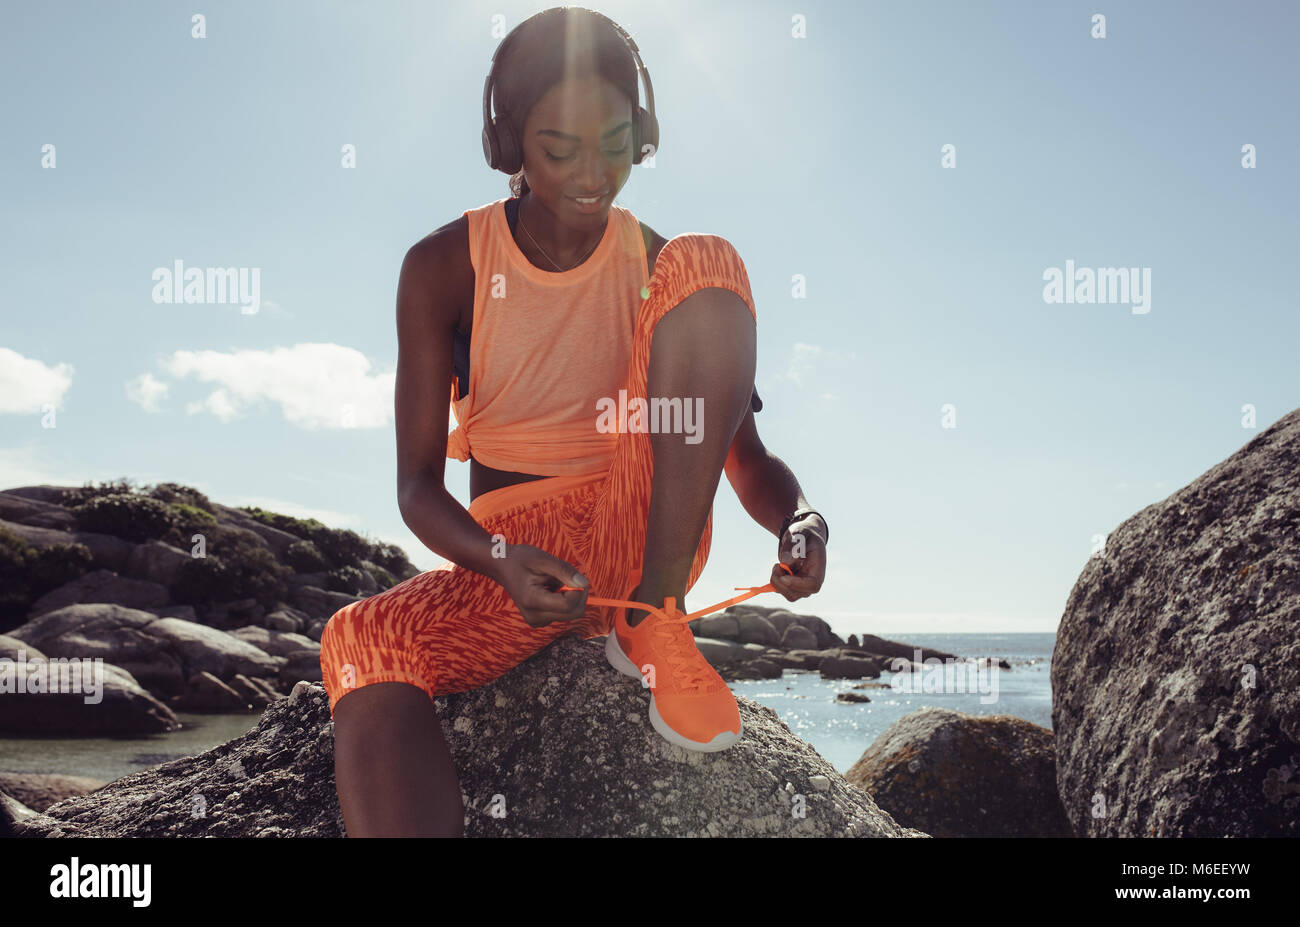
[605,627,743,753]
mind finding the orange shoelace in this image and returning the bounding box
[558,563,796,694]
[557,562,795,622]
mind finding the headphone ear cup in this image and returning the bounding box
[496,116,522,175]
[481,121,498,170]
[633,106,659,164]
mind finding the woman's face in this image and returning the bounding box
[520,74,635,226]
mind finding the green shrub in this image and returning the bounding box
[26,542,94,592]
[369,541,411,576]
[365,563,397,590]
[326,565,368,595]
[0,525,93,632]
[172,525,291,609]
[70,493,177,543]
[59,477,137,508]
[163,503,218,549]
[149,482,216,514]
[285,539,328,572]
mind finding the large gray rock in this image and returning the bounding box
[820,653,884,680]
[289,584,361,621]
[0,773,109,813]
[228,626,318,658]
[27,569,170,618]
[1,484,76,505]
[0,492,77,530]
[846,707,1072,837]
[8,604,281,697]
[780,624,819,650]
[124,539,191,588]
[735,614,781,647]
[0,519,134,573]
[0,632,179,735]
[851,634,958,664]
[1053,408,1300,837]
[208,503,301,558]
[12,639,929,838]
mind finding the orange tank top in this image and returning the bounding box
[445,197,649,476]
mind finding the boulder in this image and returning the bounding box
[0,790,39,837]
[171,671,251,712]
[199,598,266,631]
[7,604,186,694]
[0,773,108,813]
[1,484,77,505]
[145,617,282,683]
[1053,407,1300,837]
[228,626,319,659]
[735,614,781,647]
[692,613,741,641]
[278,648,323,687]
[853,634,958,664]
[836,691,871,704]
[722,657,784,681]
[0,492,76,530]
[263,608,304,633]
[820,654,884,680]
[208,503,301,557]
[780,624,819,650]
[0,523,134,574]
[124,540,191,587]
[0,649,180,735]
[8,604,281,697]
[157,604,197,621]
[12,639,930,837]
[27,569,169,618]
[846,706,1072,837]
[290,585,361,622]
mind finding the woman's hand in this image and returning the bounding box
[771,516,827,602]
[493,543,590,628]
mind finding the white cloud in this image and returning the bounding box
[125,372,169,412]
[154,343,395,429]
[778,342,823,388]
[0,347,74,415]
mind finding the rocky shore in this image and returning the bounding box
[3,405,1297,837]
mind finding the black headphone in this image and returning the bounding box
[481,9,659,175]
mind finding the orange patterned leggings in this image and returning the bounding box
[319,233,758,717]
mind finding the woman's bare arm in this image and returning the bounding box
[394,220,505,582]
[723,406,827,540]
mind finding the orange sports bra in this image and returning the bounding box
[445,197,760,476]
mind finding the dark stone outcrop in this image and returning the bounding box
[12,638,929,838]
[846,706,1072,837]
[1053,408,1300,837]
[0,634,179,734]
[0,773,108,812]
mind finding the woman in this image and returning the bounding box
[319,7,829,837]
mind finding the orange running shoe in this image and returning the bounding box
[559,563,793,753]
[605,592,743,753]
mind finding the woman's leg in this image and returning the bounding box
[320,482,597,837]
[583,234,759,626]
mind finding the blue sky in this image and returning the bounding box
[2,1,1296,633]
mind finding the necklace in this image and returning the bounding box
[517,199,602,272]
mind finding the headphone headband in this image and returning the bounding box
[481,10,658,174]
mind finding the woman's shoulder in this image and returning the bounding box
[406,215,473,331]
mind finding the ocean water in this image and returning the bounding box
[731,632,1057,774]
[0,633,1055,786]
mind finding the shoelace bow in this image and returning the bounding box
[559,563,796,694]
